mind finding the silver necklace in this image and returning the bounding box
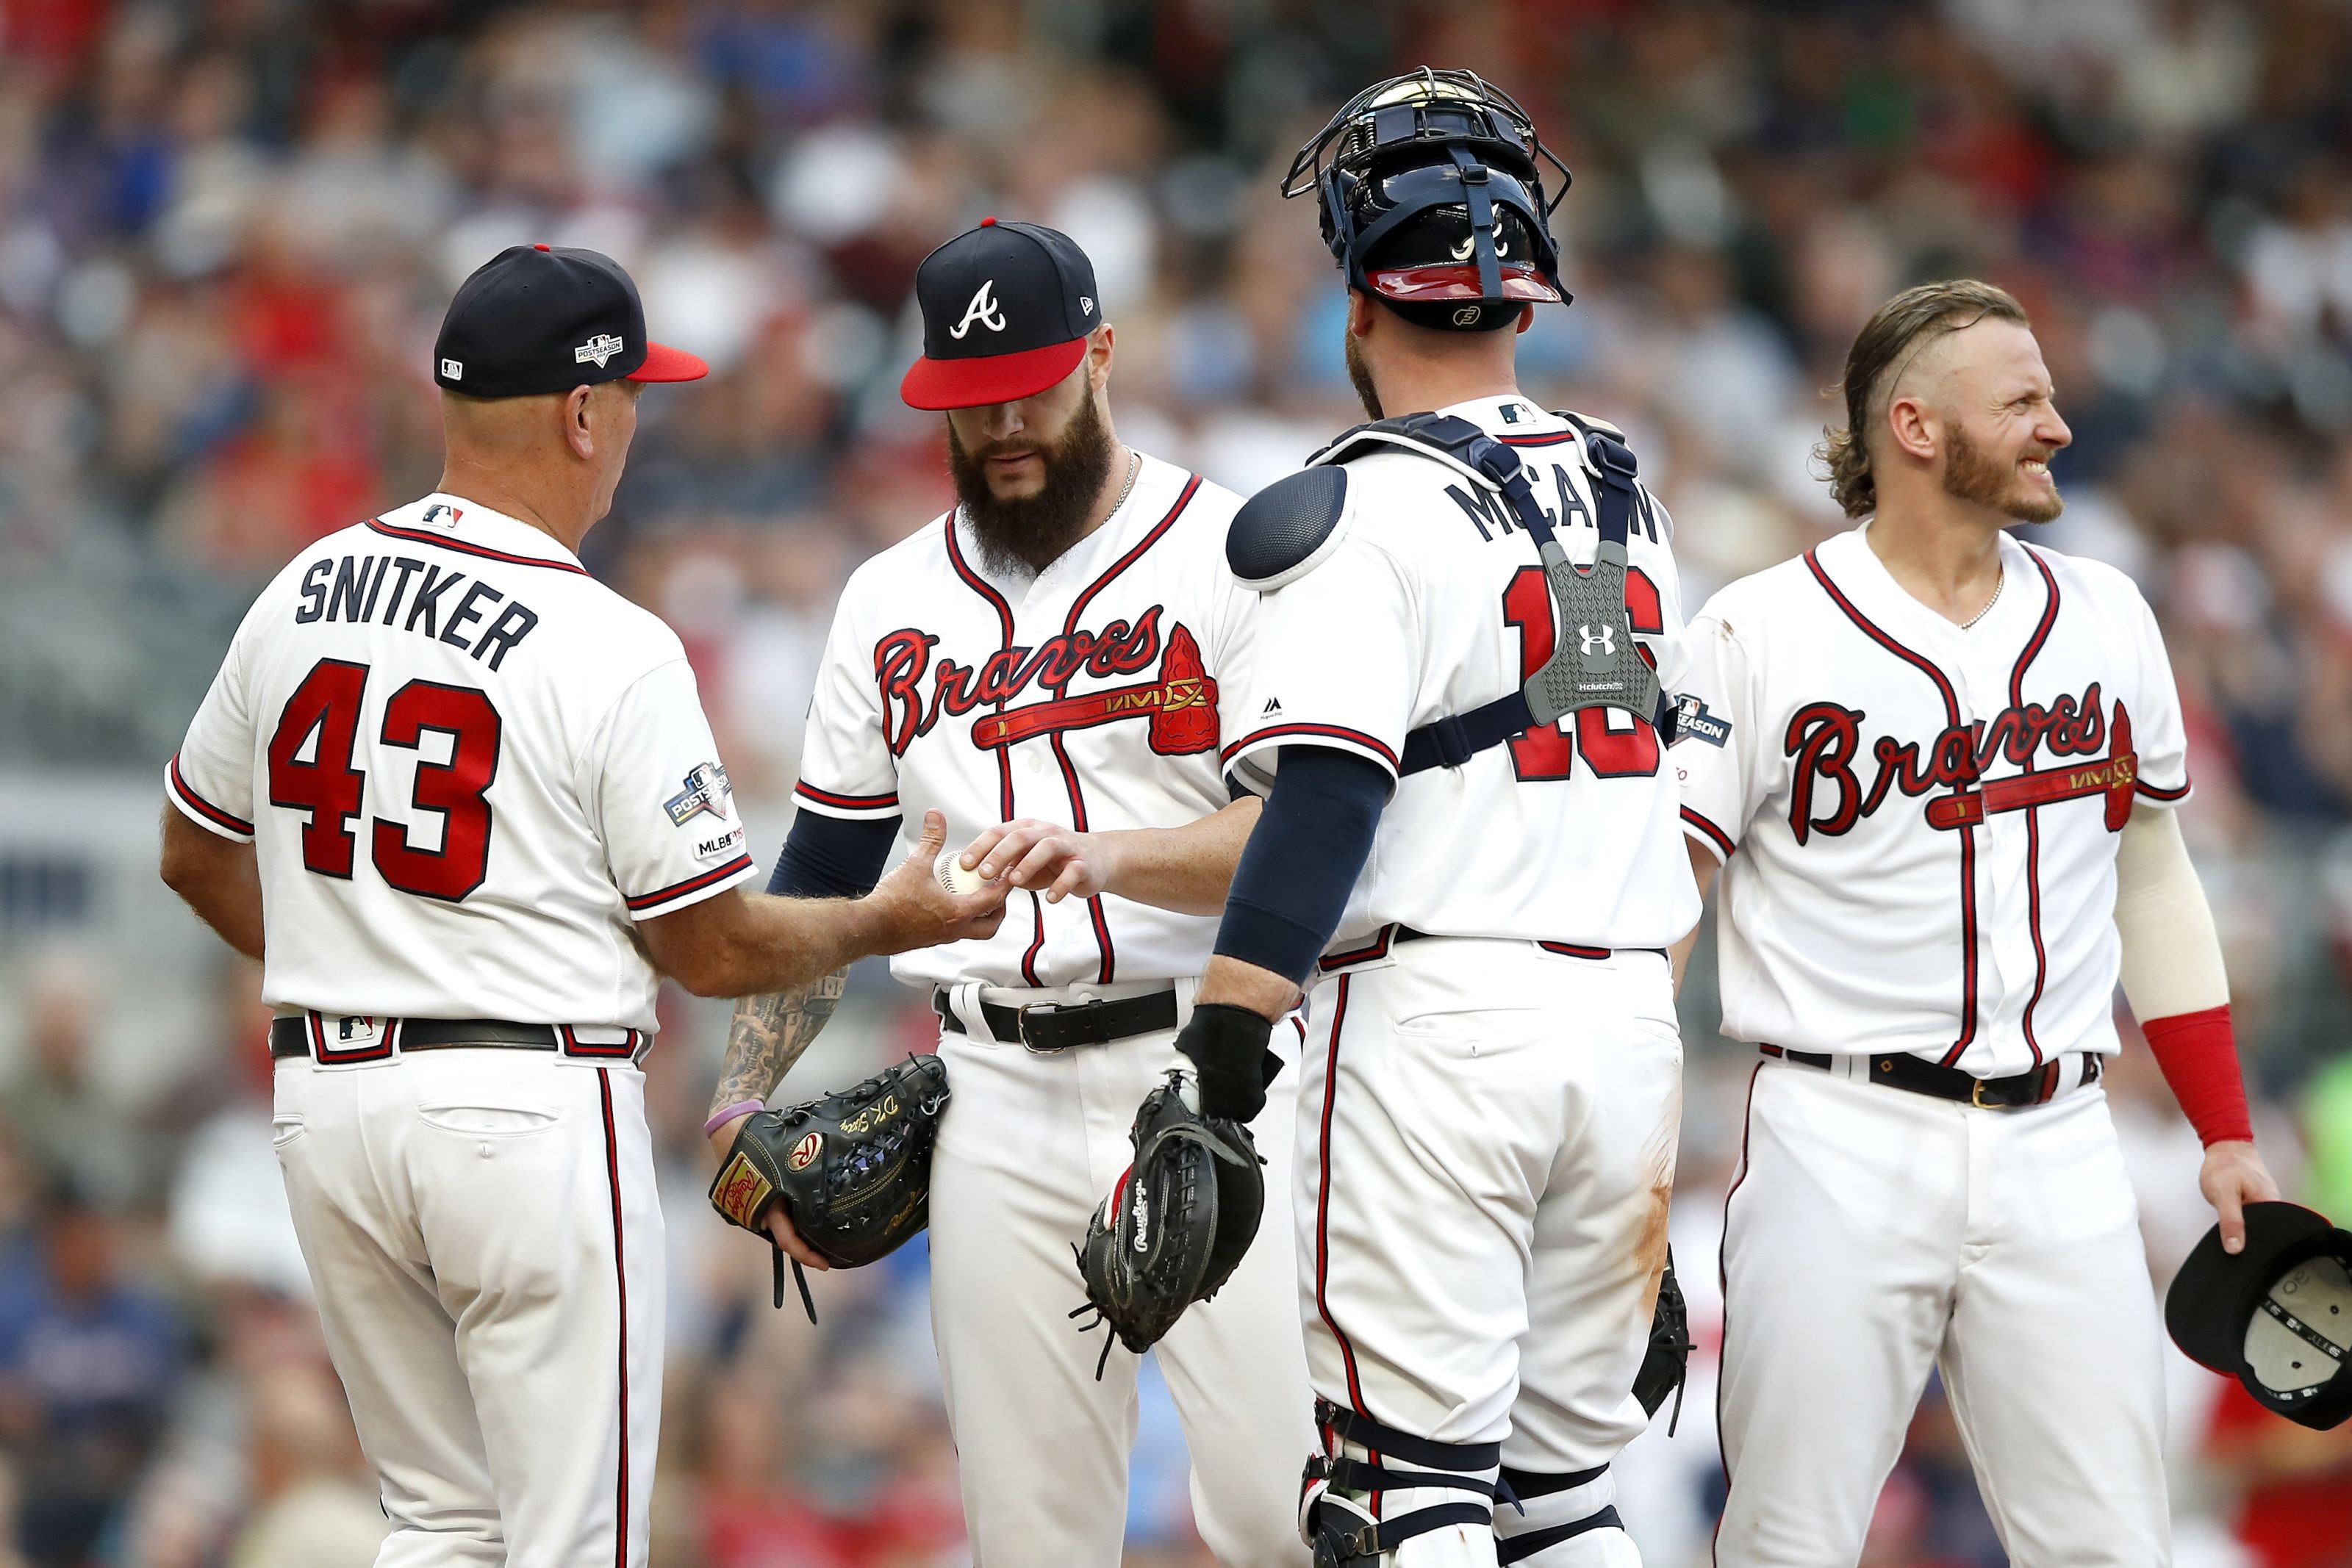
[1110,447,1139,516]
[1962,570,2004,629]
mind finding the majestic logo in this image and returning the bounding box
[664,761,733,826]
[787,1131,822,1171]
[949,280,1007,339]
[1580,624,1616,658]
[872,606,1218,758]
[1786,683,2138,844]
[574,333,625,367]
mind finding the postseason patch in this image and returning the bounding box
[665,761,733,827]
[1669,693,1731,748]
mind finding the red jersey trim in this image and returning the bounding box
[168,754,256,836]
[365,519,592,575]
[624,855,754,913]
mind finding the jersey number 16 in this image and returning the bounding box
[267,658,502,902]
[1502,564,1663,781]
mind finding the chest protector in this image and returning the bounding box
[1236,411,1672,775]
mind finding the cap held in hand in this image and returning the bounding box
[434,243,708,399]
[2167,1200,2352,1430]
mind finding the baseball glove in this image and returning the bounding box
[1070,1070,1264,1375]
[708,1053,950,1322]
[1635,1247,1693,1433]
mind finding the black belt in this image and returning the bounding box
[932,987,1178,1052]
[270,1016,563,1060]
[1321,923,1663,972]
[1764,1043,2102,1109]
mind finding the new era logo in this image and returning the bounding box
[575,333,625,367]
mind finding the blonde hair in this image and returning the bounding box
[1819,279,2028,519]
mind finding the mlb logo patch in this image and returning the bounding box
[440,358,463,380]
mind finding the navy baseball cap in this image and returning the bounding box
[2167,1201,2352,1430]
[434,243,708,398]
[901,218,1101,410]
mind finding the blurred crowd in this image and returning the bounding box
[5,0,2352,1563]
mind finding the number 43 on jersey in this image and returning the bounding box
[268,658,502,902]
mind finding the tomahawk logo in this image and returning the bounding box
[1580,624,1616,658]
[574,333,624,367]
[950,280,1007,339]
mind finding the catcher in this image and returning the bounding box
[703,218,1311,1566]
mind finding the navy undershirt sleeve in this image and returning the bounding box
[1214,746,1392,985]
[767,812,900,899]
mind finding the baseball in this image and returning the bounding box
[935,849,988,896]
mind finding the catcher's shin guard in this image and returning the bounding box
[1493,1466,1638,1567]
[1299,1399,1504,1565]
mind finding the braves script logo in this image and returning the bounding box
[949,280,1006,339]
[872,606,1219,757]
[1785,682,2138,844]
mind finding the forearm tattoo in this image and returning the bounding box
[710,967,848,1115]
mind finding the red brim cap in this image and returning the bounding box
[1366,264,1563,304]
[627,339,710,383]
[900,336,1088,411]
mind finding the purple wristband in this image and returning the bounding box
[703,1100,764,1138]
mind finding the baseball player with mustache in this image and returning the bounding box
[1672,278,2282,1565]
[704,219,1311,1566]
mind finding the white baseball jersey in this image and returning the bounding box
[792,453,1257,989]
[1674,525,2190,1076]
[166,492,756,1033]
[1223,395,1699,954]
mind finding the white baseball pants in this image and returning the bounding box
[926,981,1315,1566]
[273,1048,663,1568]
[1715,1057,2168,1567]
[1299,939,1683,1567]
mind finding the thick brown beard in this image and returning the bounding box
[1943,424,2062,524]
[1344,331,1383,420]
[947,395,1118,575]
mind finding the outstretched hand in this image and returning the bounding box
[864,810,1008,953]
[958,819,1119,905]
[2199,1139,2281,1254]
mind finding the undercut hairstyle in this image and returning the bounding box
[1819,279,2029,519]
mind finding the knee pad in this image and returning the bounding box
[1493,1465,1639,1567]
[1299,1399,1501,1567]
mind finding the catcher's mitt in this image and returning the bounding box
[1635,1247,1693,1433]
[1070,1071,1264,1376]
[708,1053,949,1321]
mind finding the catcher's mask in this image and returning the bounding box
[1282,67,1570,332]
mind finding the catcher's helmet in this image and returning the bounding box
[1283,68,1570,331]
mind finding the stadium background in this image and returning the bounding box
[0,0,2350,1563]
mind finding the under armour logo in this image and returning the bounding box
[1580,625,1616,658]
[950,280,1007,339]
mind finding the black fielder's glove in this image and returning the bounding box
[1070,1070,1266,1375]
[708,1054,950,1321]
[1635,1248,1694,1434]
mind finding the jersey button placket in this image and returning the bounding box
[1958,661,2028,1061]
